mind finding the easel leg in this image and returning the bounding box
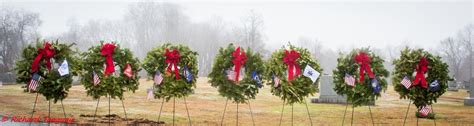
[157,98,165,123]
[173,97,175,126]
[248,100,256,126]
[291,104,293,126]
[48,100,51,118]
[121,99,128,125]
[431,104,436,126]
[403,100,411,126]
[93,97,100,123]
[29,93,39,126]
[61,100,66,118]
[279,101,285,126]
[108,96,111,126]
[351,104,354,126]
[416,116,419,126]
[220,99,229,126]
[368,105,374,126]
[184,97,192,126]
[342,102,348,126]
[236,103,239,126]
[304,100,313,126]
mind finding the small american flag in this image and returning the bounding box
[273,74,281,88]
[93,71,100,86]
[124,64,133,78]
[344,73,355,87]
[401,76,412,89]
[419,105,431,117]
[29,73,41,91]
[154,71,163,85]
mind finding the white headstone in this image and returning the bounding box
[311,75,347,104]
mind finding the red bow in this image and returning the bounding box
[283,50,301,81]
[165,48,181,80]
[355,52,375,83]
[413,57,429,88]
[31,42,55,73]
[101,43,116,76]
[232,47,247,82]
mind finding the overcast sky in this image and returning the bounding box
[1,0,472,50]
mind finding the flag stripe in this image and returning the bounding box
[419,105,431,116]
[93,72,100,85]
[401,76,412,89]
[344,74,355,87]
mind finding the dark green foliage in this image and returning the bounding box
[264,44,322,105]
[80,42,141,100]
[208,43,265,104]
[333,48,389,107]
[142,43,198,102]
[392,47,450,118]
[15,40,81,103]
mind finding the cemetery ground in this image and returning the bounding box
[0,78,473,126]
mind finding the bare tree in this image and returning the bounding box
[0,7,41,73]
[458,24,474,80]
[439,37,464,79]
[234,10,267,56]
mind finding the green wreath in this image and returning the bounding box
[15,40,80,103]
[142,43,198,102]
[264,44,322,105]
[333,48,389,107]
[392,48,450,118]
[80,42,141,100]
[208,44,265,104]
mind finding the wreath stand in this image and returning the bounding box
[402,100,437,126]
[92,95,129,125]
[29,93,67,125]
[156,96,192,126]
[277,100,313,126]
[219,99,256,126]
[340,99,375,126]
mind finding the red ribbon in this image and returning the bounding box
[355,52,375,83]
[413,57,429,88]
[232,47,247,82]
[31,42,55,73]
[283,50,301,81]
[101,43,116,76]
[165,48,181,80]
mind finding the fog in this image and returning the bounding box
[0,0,473,81]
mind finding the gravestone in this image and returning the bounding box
[0,81,2,87]
[465,83,474,106]
[311,75,347,104]
[447,81,459,92]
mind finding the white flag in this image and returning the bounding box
[58,60,70,76]
[303,65,320,83]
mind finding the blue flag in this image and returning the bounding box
[371,79,381,94]
[183,65,193,83]
[251,71,263,88]
[429,80,440,92]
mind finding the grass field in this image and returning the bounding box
[0,77,473,126]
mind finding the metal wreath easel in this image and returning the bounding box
[156,96,193,126]
[92,95,129,126]
[29,93,67,126]
[277,100,314,126]
[341,100,375,126]
[219,99,256,126]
